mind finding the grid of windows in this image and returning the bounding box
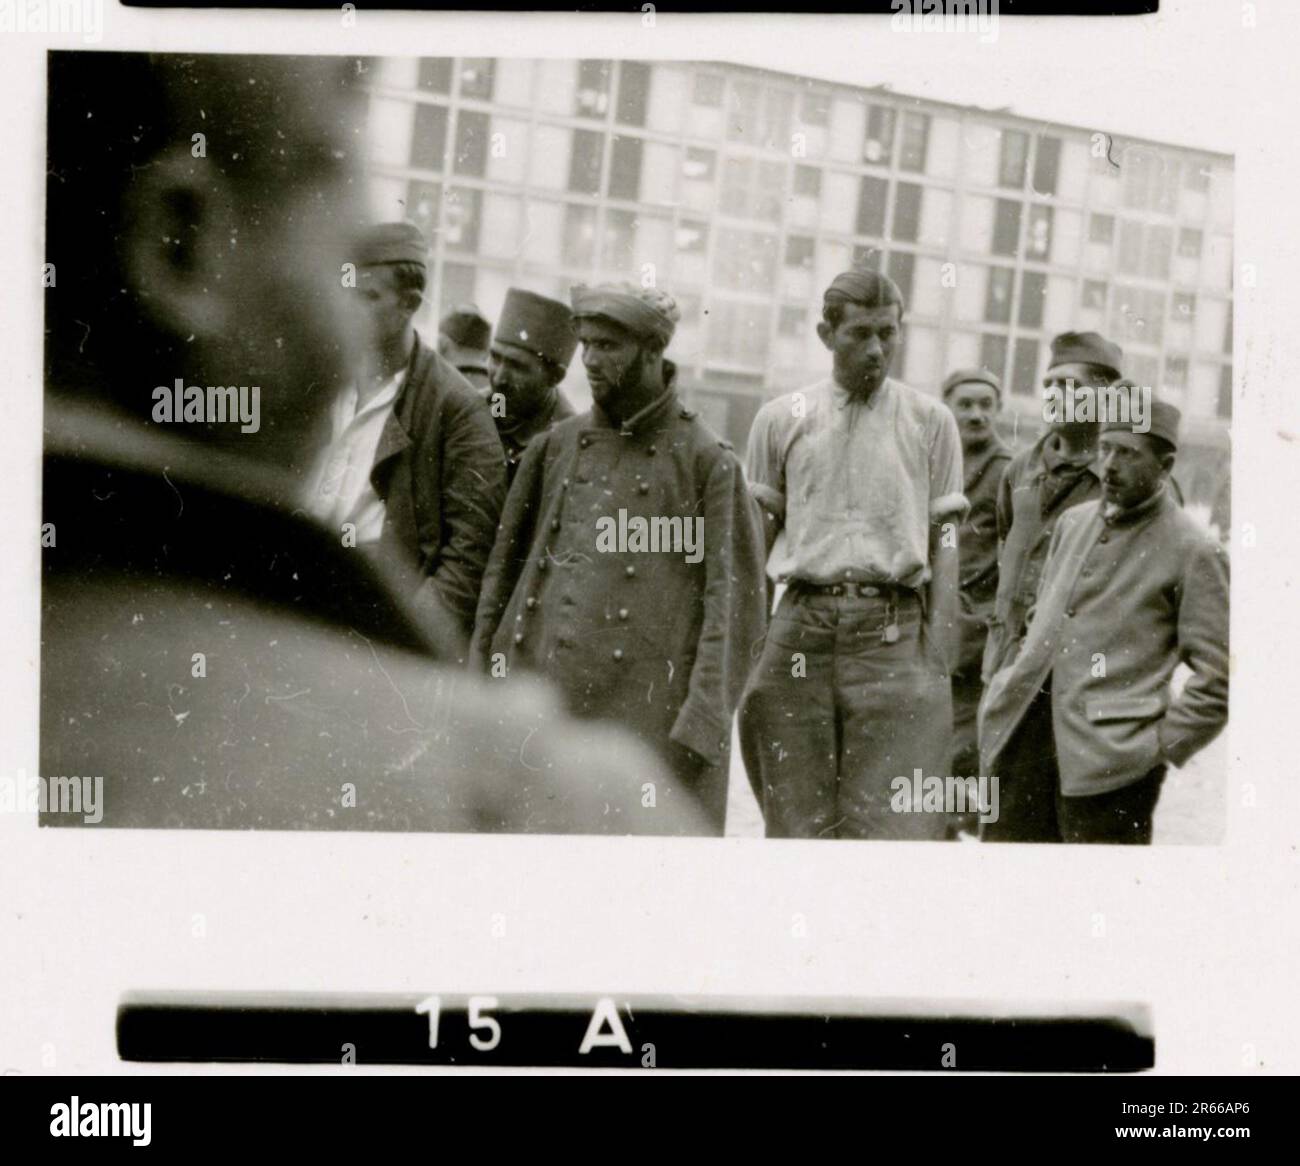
[366,57,1234,443]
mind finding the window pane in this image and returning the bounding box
[439,261,476,312]
[675,219,708,254]
[785,235,815,269]
[1082,280,1108,310]
[991,199,1021,256]
[980,333,1008,383]
[562,203,597,268]
[616,61,650,126]
[1011,337,1040,397]
[1033,135,1061,195]
[453,110,489,177]
[857,175,888,237]
[1172,291,1197,320]
[756,162,785,222]
[576,60,612,118]
[892,182,922,243]
[443,186,481,253]
[459,58,494,101]
[778,305,807,336]
[727,80,759,143]
[794,164,821,198]
[1178,227,1203,258]
[1117,220,1143,274]
[888,250,915,304]
[984,267,1013,323]
[853,244,883,271]
[568,129,603,195]
[1164,354,1189,387]
[411,103,449,172]
[864,105,896,164]
[1018,270,1047,328]
[800,88,831,126]
[1143,225,1173,279]
[693,71,725,107]
[601,208,636,269]
[713,228,778,291]
[899,111,929,173]
[999,130,1028,188]
[1026,205,1053,261]
[1088,213,1114,244]
[418,59,452,95]
[407,179,442,242]
[683,147,716,182]
[608,136,643,200]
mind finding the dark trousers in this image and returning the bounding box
[739,587,953,840]
[947,668,985,837]
[981,686,1166,845]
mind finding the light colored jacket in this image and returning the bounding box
[979,486,1229,796]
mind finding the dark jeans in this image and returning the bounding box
[981,686,1166,845]
[739,587,953,840]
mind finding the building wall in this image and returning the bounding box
[362,56,1233,495]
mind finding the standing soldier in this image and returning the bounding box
[739,270,967,840]
[471,282,768,835]
[979,400,1228,844]
[487,288,578,487]
[981,331,1121,681]
[941,368,1012,835]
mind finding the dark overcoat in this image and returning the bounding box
[370,334,507,660]
[471,379,768,831]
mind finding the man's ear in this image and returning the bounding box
[816,318,834,352]
[122,146,238,339]
[1160,452,1177,476]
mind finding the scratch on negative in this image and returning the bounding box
[351,628,426,731]
[162,468,184,518]
[518,726,542,772]
[266,688,312,703]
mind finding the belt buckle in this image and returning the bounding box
[828,584,843,596]
[859,584,881,597]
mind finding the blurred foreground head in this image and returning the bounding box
[45,52,368,474]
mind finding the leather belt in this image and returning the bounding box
[788,578,918,601]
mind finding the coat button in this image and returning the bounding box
[618,608,629,620]
[647,445,657,455]
[625,565,636,578]
[612,648,624,661]
[526,597,537,610]
[514,633,524,645]
[1066,608,1075,617]
[638,483,650,495]
[1099,533,1109,543]
[538,558,548,571]
[580,437,591,449]
[551,519,561,531]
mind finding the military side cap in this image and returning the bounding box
[357,221,429,269]
[1102,382,1182,448]
[495,288,578,370]
[1047,331,1122,379]
[439,304,492,351]
[942,367,1002,398]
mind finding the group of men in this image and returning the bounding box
[295,219,1228,846]
[42,55,1228,843]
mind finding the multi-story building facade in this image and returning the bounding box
[363,56,1233,506]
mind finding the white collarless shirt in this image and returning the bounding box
[305,368,405,543]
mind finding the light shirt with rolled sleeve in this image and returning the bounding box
[746,375,967,590]
[305,369,406,543]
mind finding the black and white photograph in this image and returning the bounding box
[1,0,1297,1101]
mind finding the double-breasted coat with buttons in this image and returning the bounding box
[470,376,768,833]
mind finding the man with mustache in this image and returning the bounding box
[979,398,1228,844]
[942,368,1012,835]
[981,331,1121,682]
[486,288,578,487]
[739,269,967,840]
[471,281,768,835]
